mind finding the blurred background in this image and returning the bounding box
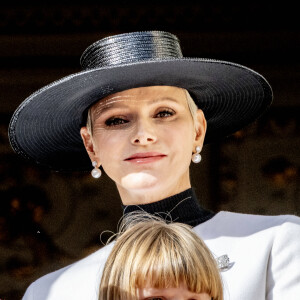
[0,1,299,298]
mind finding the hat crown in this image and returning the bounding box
[80,31,183,69]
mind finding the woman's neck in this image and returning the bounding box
[117,182,192,205]
[122,187,215,227]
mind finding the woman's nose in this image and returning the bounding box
[130,119,157,145]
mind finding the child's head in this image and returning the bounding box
[99,213,223,300]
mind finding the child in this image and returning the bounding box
[99,212,223,300]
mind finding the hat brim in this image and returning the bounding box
[9,58,273,171]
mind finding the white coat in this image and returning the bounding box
[22,211,300,300]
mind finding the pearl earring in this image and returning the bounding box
[91,161,102,178]
[192,146,202,164]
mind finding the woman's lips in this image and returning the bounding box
[124,152,166,164]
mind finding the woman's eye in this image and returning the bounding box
[105,117,128,126]
[155,109,175,118]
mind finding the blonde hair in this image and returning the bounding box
[86,107,93,135]
[86,88,198,135]
[99,213,223,300]
[184,89,198,127]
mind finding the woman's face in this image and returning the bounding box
[80,86,206,204]
[138,284,211,300]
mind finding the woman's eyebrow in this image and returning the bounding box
[93,96,181,117]
[93,98,132,116]
[95,102,127,114]
[148,97,180,105]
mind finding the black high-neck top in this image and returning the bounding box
[122,188,215,227]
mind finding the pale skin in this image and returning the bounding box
[80,86,207,205]
[138,284,211,300]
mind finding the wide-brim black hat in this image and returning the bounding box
[8,31,273,172]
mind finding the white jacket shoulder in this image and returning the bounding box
[194,211,300,300]
[194,211,300,238]
[22,242,114,300]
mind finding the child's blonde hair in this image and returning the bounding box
[99,212,223,300]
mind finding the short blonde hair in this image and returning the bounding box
[99,213,223,300]
[184,89,198,129]
[86,88,198,135]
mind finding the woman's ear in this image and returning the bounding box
[80,127,99,163]
[193,109,207,150]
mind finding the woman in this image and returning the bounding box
[99,212,223,300]
[8,31,300,299]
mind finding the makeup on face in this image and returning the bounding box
[83,86,200,204]
[91,95,185,135]
[124,152,167,164]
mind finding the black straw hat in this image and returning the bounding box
[8,31,273,172]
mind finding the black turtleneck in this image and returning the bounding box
[122,188,215,227]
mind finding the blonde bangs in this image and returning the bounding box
[99,214,223,300]
[133,225,220,296]
[133,228,187,289]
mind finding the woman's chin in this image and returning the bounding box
[121,172,159,190]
